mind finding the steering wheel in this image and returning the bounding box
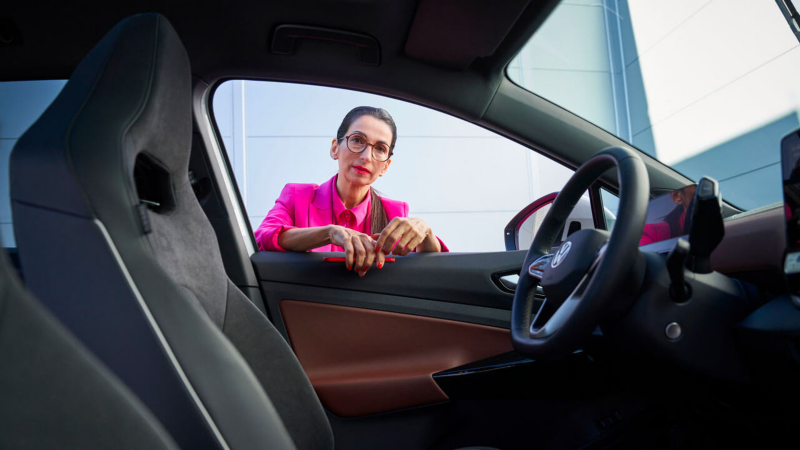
[511,147,649,359]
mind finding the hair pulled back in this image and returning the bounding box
[336,106,396,234]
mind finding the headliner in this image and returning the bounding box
[2,0,698,197]
[2,0,557,121]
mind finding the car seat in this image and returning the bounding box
[0,245,178,449]
[9,13,322,450]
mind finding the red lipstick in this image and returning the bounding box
[353,166,371,175]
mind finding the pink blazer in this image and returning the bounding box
[639,210,686,246]
[255,175,448,252]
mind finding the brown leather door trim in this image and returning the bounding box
[280,300,513,417]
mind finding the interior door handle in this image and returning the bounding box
[494,273,544,296]
[499,274,519,290]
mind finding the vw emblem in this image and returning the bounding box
[551,241,572,268]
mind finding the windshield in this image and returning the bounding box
[508,0,800,211]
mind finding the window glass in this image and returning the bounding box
[509,0,800,211]
[212,80,575,252]
[515,192,593,251]
[601,188,619,231]
[0,80,67,247]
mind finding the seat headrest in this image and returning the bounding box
[11,13,191,224]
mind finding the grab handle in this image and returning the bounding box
[271,24,380,66]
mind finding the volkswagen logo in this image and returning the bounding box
[551,241,572,268]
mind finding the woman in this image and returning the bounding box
[255,106,447,276]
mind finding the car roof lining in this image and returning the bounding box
[3,0,716,204]
[1,0,555,110]
[403,0,534,70]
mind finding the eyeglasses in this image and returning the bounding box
[343,133,392,162]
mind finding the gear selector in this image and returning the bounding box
[686,177,725,274]
[666,177,724,301]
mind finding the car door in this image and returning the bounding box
[202,79,610,449]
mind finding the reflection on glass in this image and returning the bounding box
[600,189,618,232]
[517,203,552,250]
[638,185,697,246]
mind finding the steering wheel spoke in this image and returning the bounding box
[529,262,593,338]
[528,253,553,279]
[530,296,580,338]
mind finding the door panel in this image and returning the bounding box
[281,300,512,417]
[252,250,535,418]
[249,248,620,450]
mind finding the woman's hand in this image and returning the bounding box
[328,225,379,276]
[375,217,441,256]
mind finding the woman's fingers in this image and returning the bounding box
[392,228,419,255]
[374,248,386,268]
[329,226,354,270]
[385,227,408,254]
[376,218,401,254]
[360,236,377,276]
[367,235,385,269]
[399,234,426,256]
[391,218,430,255]
[382,221,412,254]
[332,228,376,274]
[342,236,355,271]
[335,218,436,272]
[352,237,367,273]
[335,217,434,275]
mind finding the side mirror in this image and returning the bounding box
[504,192,595,251]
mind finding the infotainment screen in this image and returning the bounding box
[638,185,697,246]
[780,130,800,292]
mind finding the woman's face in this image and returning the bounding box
[670,185,697,210]
[330,115,393,188]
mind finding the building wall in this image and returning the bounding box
[511,0,800,210]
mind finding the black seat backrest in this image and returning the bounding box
[0,247,178,449]
[10,13,330,450]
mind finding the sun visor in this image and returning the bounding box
[404,0,531,70]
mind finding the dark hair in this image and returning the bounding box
[336,106,397,151]
[336,106,397,234]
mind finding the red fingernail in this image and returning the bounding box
[347,264,352,271]
[378,262,383,269]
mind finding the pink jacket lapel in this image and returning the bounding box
[380,196,407,220]
[302,174,409,231]
[307,175,334,228]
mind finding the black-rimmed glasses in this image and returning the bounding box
[343,133,391,162]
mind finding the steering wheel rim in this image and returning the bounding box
[511,147,649,359]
